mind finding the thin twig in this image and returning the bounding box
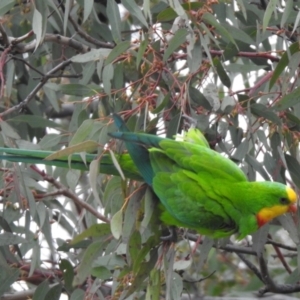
[30,165,110,223]
[266,239,297,252]
[258,254,300,294]
[235,252,263,282]
[185,233,257,255]
[268,234,293,274]
[0,59,72,118]
[68,15,114,49]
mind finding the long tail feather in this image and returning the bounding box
[0,147,143,181]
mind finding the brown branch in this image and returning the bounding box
[272,243,293,274]
[185,233,258,255]
[210,49,280,62]
[248,71,274,98]
[68,15,114,49]
[258,254,300,294]
[0,59,72,119]
[266,239,297,251]
[34,189,68,200]
[10,56,45,76]
[30,165,110,224]
[10,30,34,45]
[173,50,281,63]
[235,251,263,282]
[12,33,92,54]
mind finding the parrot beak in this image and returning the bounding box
[288,203,297,213]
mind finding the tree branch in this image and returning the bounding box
[0,59,72,118]
[30,165,110,224]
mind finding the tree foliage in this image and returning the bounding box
[0,0,300,299]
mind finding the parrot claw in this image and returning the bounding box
[160,226,177,242]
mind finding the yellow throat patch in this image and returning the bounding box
[257,187,297,227]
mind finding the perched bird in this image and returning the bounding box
[0,115,297,239]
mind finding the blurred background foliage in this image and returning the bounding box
[1,0,300,299]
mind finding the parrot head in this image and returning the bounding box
[256,186,297,227]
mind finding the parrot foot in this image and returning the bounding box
[160,226,177,242]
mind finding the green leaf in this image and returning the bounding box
[222,24,254,45]
[136,37,148,68]
[69,119,94,146]
[146,268,161,299]
[43,84,60,112]
[263,0,279,32]
[245,154,270,181]
[232,139,249,162]
[251,103,281,125]
[60,260,74,292]
[0,233,27,246]
[125,248,158,298]
[157,2,204,22]
[105,41,131,65]
[285,154,300,188]
[163,28,188,62]
[91,266,111,280]
[269,42,300,90]
[9,115,60,129]
[89,159,102,204]
[127,230,141,265]
[106,0,122,43]
[71,224,111,244]
[44,283,62,300]
[83,0,94,23]
[168,0,187,18]
[202,13,238,49]
[196,237,214,273]
[110,209,123,240]
[0,121,20,139]
[281,0,294,27]
[71,49,112,63]
[39,134,62,150]
[70,289,85,300]
[286,112,300,126]
[122,191,142,242]
[73,241,105,285]
[291,10,300,36]
[278,215,300,244]
[213,58,231,88]
[189,87,212,110]
[187,39,202,73]
[151,92,171,114]
[140,188,156,232]
[5,60,14,98]
[32,8,43,51]
[102,63,114,96]
[0,0,16,15]
[133,236,157,274]
[0,266,19,295]
[33,280,50,300]
[170,272,183,299]
[235,0,247,20]
[45,141,98,160]
[59,83,97,97]
[274,86,300,111]
[121,0,148,28]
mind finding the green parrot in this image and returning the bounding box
[0,114,297,239]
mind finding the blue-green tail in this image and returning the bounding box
[109,114,168,185]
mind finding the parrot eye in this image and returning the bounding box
[280,198,289,205]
